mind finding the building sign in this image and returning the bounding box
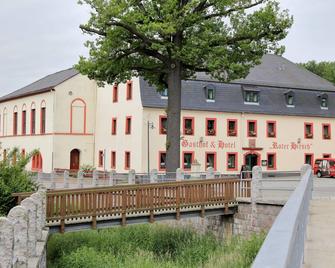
[181,139,236,149]
[269,142,312,151]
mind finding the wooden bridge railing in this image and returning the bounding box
[13,178,251,233]
[48,178,250,232]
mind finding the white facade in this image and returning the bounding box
[2,66,335,174]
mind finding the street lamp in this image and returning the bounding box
[147,121,154,174]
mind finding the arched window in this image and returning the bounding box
[13,106,18,136]
[70,98,86,134]
[22,104,27,135]
[3,108,7,136]
[40,100,46,134]
[31,102,36,135]
[32,152,43,171]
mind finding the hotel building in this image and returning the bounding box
[1,54,335,173]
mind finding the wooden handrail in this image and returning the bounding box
[44,178,251,231]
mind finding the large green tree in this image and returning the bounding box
[77,0,292,172]
[300,61,335,85]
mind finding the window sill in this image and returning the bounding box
[206,99,215,103]
[244,102,259,106]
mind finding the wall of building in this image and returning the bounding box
[141,107,335,173]
[94,77,144,172]
[0,91,55,171]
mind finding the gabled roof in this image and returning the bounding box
[234,54,335,91]
[0,68,79,102]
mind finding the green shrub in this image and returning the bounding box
[0,148,37,215]
[47,224,265,268]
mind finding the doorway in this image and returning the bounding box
[245,153,259,171]
[70,149,80,170]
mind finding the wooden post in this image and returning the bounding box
[149,187,154,223]
[121,190,127,226]
[176,185,181,220]
[92,193,97,229]
[60,195,65,233]
[200,184,205,218]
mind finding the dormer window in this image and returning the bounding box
[319,93,328,109]
[160,88,168,98]
[285,90,295,107]
[204,85,216,102]
[244,90,259,104]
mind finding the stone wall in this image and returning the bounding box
[159,214,234,240]
[0,188,48,268]
[234,201,283,235]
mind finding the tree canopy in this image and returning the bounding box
[77,0,292,171]
[300,61,335,85]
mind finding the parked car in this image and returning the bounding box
[313,158,335,178]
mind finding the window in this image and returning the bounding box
[267,153,276,170]
[112,118,117,135]
[244,91,259,103]
[319,93,328,109]
[323,154,331,158]
[183,117,194,135]
[159,152,166,170]
[160,88,168,98]
[247,120,257,137]
[22,110,26,135]
[159,116,167,135]
[32,153,43,171]
[111,151,116,169]
[267,121,276,138]
[323,124,331,139]
[126,80,132,100]
[204,85,216,102]
[227,153,237,171]
[40,107,46,134]
[285,91,295,107]
[304,154,314,165]
[205,152,216,170]
[183,152,194,170]
[125,151,131,169]
[113,84,118,102]
[98,151,104,167]
[31,108,36,134]
[206,118,216,136]
[227,119,237,137]
[125,116,132,134]
[13,112,18,135]
[304,123,313,139]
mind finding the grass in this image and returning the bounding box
[47,224,265,268]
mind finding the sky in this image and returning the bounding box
[0,0,334,96]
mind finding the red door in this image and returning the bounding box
[70,149,80,170]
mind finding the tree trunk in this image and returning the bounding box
[166,61,182,173]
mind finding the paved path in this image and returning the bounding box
[304,177,335,268]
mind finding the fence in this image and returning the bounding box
[0,188,48,268]
[252,165,313,268]
[33,167,239,190]
[14,178,251,233]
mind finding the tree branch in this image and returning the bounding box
[80,25,107,36]
[204,0,266,20]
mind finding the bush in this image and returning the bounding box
[0,148,37,216]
